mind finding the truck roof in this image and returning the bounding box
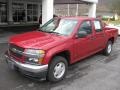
[60,16,97,21]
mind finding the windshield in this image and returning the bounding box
[40,18,78,36]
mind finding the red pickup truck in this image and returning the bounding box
[5,17,118,82]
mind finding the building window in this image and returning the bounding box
[0,2,7,23]
[27,4,38,22]
[12,3,25,22]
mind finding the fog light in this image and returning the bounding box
[28,58,39,63]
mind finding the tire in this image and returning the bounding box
[47,56,68,82]
[103,41,113,56]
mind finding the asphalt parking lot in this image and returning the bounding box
[0,28,120,90]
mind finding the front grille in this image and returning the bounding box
[9,44,24,58]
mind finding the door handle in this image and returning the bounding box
[101,34,105,37]
[90,36,96,40]
[97,33,105,37]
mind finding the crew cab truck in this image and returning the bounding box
[5,17,118,82]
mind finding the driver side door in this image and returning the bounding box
[74,20,94,61]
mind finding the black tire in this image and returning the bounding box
[47,56,68,82]
[103,41,113,56]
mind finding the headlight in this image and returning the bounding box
[24,49,45,58]
[24,49,45,65]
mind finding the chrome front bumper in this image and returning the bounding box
[5,55,48,74]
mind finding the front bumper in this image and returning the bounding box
[5,54,48,78]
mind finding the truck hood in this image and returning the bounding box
[10,31,68,50]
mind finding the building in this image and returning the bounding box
[0,0,98,26]
[0,0,42,26]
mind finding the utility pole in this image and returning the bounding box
[76,4,79,16]
[67,4,70,16]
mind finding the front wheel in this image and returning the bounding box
[47,56,68,82]
[103,41,113,56]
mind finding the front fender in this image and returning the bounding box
[42,42,74,65]
[42,45,68,64]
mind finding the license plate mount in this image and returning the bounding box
[7,60,15,70]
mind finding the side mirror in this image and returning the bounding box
[77,31,88,38]
[40,24,42,28]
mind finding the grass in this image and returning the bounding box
[103,20,120,25]
[109,20,120,25]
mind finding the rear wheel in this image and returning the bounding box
[103,41,113,56]
[47,56,68,82]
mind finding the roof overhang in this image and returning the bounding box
[54,0,98,4]
[82,0,98,4]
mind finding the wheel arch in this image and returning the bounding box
[108,37,115,44]
[49,50,71,65]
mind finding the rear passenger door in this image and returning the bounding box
[93,20,106,51]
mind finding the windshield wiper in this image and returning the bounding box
[39,29,62,35]
[39,29,49,33]
[48,31,62,35]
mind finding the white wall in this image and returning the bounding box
[88,3,97,17]
[42,0,54,24]
[83,0,98,17]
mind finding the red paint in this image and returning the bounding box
[8,17,118,65]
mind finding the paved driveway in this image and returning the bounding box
[0,30,120,90]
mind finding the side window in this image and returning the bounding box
[78,21,92,34]
[41,18,58,31]
[93,20,102,32]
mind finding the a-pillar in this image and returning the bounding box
[42,0,54,25]
[88,3,97,18]
[7,0,13,24]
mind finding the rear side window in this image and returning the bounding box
[93,20,102,32]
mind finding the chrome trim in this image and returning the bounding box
[9,45,24,55]
[10,48,23,54]
[5,55,48,73]
[23,52,41,58]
